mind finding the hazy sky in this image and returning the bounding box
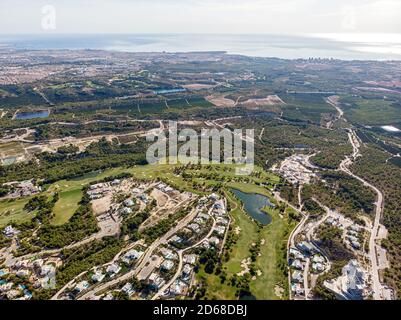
[0,0,400,34]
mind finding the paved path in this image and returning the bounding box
[78,206,199,300]
[152,205,217,300]
[326,98,386,300]
[274,190,308,300]
[339,133,385,300]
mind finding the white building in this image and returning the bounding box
[124,249,143,261]
[169,235,183,243]
[292,271,303,283]
[121,283,134,297]
[74,281,89,293]
[124,199,135,207]
[209,237,220,246]
[3,225,19,237]
[312,263,325,272]
[92,271,105,283]
[120,207,133,215]
[106,263,122,276]
[324,260,367,300]
[214,225,226,236]
[182,264,193,279]
[160,248,176,260]
[183,254,197,265]
[291,259,304,270]
[188,223,201,234]
[161,260,175,271]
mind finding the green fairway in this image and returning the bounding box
[250,207,296,300]
[196,180,295,300]
[51,189,83,226]
[0,197,33,227]
[1,160,296,299]
[224,191,259,275]
[196,266,237,300]
[195,190,258,300]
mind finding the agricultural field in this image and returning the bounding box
[339,95,401,126]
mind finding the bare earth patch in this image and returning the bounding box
[237,257,252,276]
[182,83,215,90]
[234,226,242,235]
[242,95,285,108]
[150,188,168,207]
[274,285,285,298]
[92,194,112,215]
[205,94,236,107]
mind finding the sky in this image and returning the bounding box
[0,0,400,35]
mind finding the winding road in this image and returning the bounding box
[329,98,386,300]
[339,130,385,300]
[152,205,217,300]
[78,206,199,300]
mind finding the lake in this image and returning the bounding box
[154,88,186,94]
[231,189,274,225]
[15,110,50,120]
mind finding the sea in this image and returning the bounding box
[1,33,401,60]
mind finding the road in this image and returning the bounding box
[339,132,385,300]
[280,96,386,300]
[326,96,345,121]
[78,206,199,300]
[152,205,217,300]
[274,190,308,300]
[3,209,122,268]
[325,96,346,129]
[51,241,143,300]
[258,128,265,142]
[328,98,386,300]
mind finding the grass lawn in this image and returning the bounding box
[51,189,83,226]
[224,191,259,275]
[196,266,237,300]
[0,197,33,227]
[198,187,296,300]
[195,190,258,299]
[250,207,296,300]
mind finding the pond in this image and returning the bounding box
[1,156,17,166]
[231,189,274,225]
[153,88,186,94]
[15,110,50,120]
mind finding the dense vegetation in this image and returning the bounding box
[34,188,99,249]
[302,171,375,219]
[57,237,123,287]
[0,138,148,184]
[313,224,355,299]
[352,146,401,294]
